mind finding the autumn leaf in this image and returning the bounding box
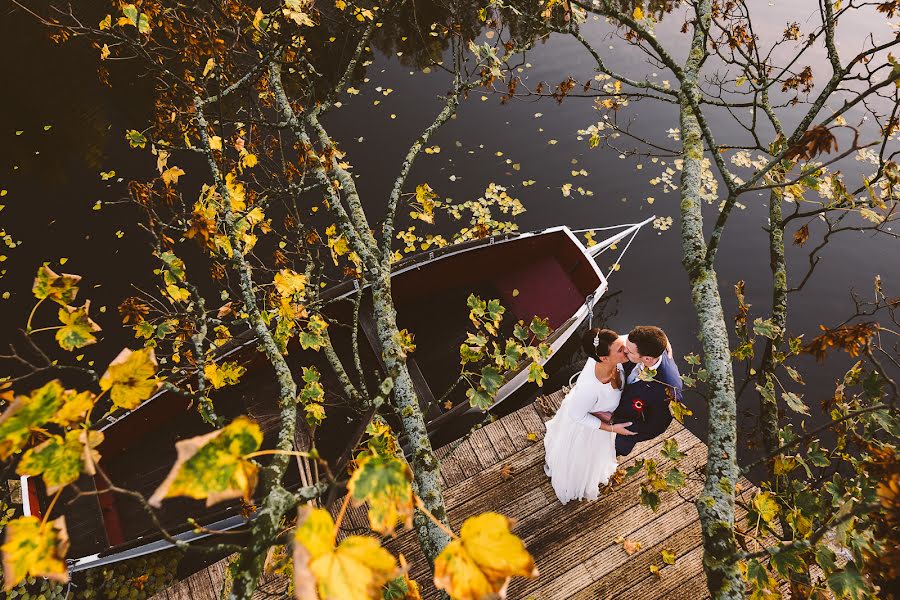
[0,380,65,460]
[293,505,398,600]
[161,166,186,186]
[616,536,642,555]
[752,491,779,524]
[149,416,262,507]
[56,301,101,351]
[204,360,246,389]
[299,314,328,351]
[51,389,95,427]
[99,348,159,410]
[125,129,147,148]
[17,429,103,493]
[433,512,537,600]
[1,516,69,590]
[661,548,676,565]
[347,454,414,536]
[793,223,810,246]
[275,269,309,298]
[32,265,81,306]
[283,0,316,27]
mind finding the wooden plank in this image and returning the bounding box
[435,443,464,488]
[481,418,517,462]
[165,577,194,600]
[666,571,711,600]
[517,405,547,436]
[206,557,228,598]
[446,438,481,484]
[186,569,218,600]
[618,544,706,600]
[498,409,531,452]
[467,426,501,470]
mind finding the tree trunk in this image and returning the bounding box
[370,274,452,566]
[678,3,744,597]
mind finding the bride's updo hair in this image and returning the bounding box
[582,328,618,361]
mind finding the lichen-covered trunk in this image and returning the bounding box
[678,4,744,597]
[194,99,302,600]
[370,274,452,566]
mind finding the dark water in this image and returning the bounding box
[1,1,897,470]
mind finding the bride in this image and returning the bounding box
[543,328,629,504]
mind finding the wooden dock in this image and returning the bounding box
[151,389,761,599]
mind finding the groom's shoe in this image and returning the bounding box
[543,462,551,477]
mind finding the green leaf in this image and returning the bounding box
[661,438,685,461]
[486,298,505,325]
[299,314,328,351]
[466,387,493,410]
[665,468,686,489]
[755,378,777,405]
[32,265,81,306]
[122,4,138,25]
[769,548,805,578]
[347,454,414,536]
[529,316,551,341]
[733,341,754,361]
[498,339,523,370]
[56,301,101,351]
[753,318,783,340]
[480,366,503,395]
[640,486,660,511]
[807,441,830,467]
[782,391,809,415]
[17,430,103,493]
[827,566,869,600]
[149,416,262,507]
[669,400,692,424]
[136,12,151,34]
[624,459,645,477]
[513,322,529,342]
[125,129,147,149]
[527,362,547,387]
[0,381,65,460]
[683,353,701,365]
[815,545,838,572]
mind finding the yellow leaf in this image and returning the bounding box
[649,564,661,577]
[752,491,779,524]
[1,516,69,590]
[32,265,81,306]
[209,135,223,151]
[17,429,103,493]
[633,6,644,20]
[275,269,309,298]
[203,361,246,389]
[149,416,262,507]
[161,166,186,187]
[293,505,399,600]
[99,348,159,410]
[347,454,414,535]
[100,44,110,60]
[433,513,537,600]
[56,301,101,351]
[202,57,216,77]
[51,389,96,427]
[661,548,676,565]
[225,172,246,211]
[99,14,111,29]
[241,153,258,168]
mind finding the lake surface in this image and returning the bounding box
[1,0,897,467]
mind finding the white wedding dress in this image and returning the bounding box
[543,359,622,504]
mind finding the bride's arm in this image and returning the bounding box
[567,361,604,429]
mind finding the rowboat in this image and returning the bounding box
[19,217,655,573]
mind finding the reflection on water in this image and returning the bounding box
[0,0,896,467]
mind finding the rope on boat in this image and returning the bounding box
[604,225,642,281]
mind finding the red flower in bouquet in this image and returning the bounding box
[632,398,646,420]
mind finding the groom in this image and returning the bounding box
[598,326,683,456]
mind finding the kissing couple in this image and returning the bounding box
[543,325,684,504]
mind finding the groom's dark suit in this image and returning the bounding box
[613,352,682,456]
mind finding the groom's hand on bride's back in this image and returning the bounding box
[611,422,637,436]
